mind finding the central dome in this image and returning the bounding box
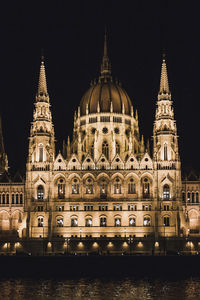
[79,33,133,117]
[80,78,132,116]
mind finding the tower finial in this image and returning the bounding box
[37,55,48,100]
[159,53,170,95]
[100,29,111,77]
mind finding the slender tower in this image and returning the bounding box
[0,116,8,174]
[153,54,182,237]
[25,56,55,238]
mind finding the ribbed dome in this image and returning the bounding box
[80,32,133,116]
[80,79,132,116]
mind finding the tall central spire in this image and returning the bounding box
[100,30,111,77]
[158,54,171,100]
[36,56,49,102]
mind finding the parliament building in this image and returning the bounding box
[0,35,199,254]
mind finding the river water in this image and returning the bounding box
[0,276,200,300]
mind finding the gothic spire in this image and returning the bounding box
[36,56,49,101]
[0,116,5,154]
[159,53,171,99]
[100,29,111,77]
[0,116,8,173]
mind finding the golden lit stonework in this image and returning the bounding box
[0,36,198,255]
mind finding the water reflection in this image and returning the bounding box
[0,277,200,300]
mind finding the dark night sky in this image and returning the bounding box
[0,1,199,175]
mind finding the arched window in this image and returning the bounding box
[116,141,120,154]
[142,178,150,198]
[85,217,92,227]
[115,217,121,227]
[114,177,121,194]
[100,217,107,227]
[12,194,15,204]
[6,194,9,204]
[187,192,191,203]
[72,178,79,194]
[38,216,44,227]
[129,217,136,227]
[86,178,93,194]
[56,216,63,227]
[100,180,107,197]
[196,192,199,203]
[128,178,136,194]
[164,216,170,227]
[71,217,78,227]
[102,141,109,159]
[163,184,170,199]
[39,145,43,162]
[20,194,23,204]
[37,185,44,200]
[192,192,195,203]
[164,144,168,160]
[58,178,65,199]
[143,216,151,226]
[16,194,19,204]
[2,194,5,204]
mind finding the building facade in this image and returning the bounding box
[0,36,199,254]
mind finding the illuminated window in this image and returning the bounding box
[163,184,170,199]
[86,184,93,194]
[115,218,121,227]
[100,183,107,195]
[129,217,136,226]
[164,216,170,227]
[37,185,44,200]
[71,218,78,227]
[72,179,79,194]
[143,178,150,198]
[38,216,44,227]
[58,179,65,199]
[187,192,191,203]
[128,204,137,211]
[114,184,121,194]
[85,218,92,227]
[143,216,151,226]
[100,217,107,227]
[56,216,64,227]
[102,141,109,159]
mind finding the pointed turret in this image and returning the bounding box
[36,56,49,102]
[0,116,8,173]
[100,30,111,78]
[158,53,171,101]
[27,56,55,164]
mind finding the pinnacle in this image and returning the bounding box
[159,57,170,94]
[38,57,48,97]
[100,30,111,77]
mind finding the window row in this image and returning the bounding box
[0,193,23,205]
[182,192,199,203]
[36,216,171,228]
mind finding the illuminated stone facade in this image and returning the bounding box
[0,36,199,251]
